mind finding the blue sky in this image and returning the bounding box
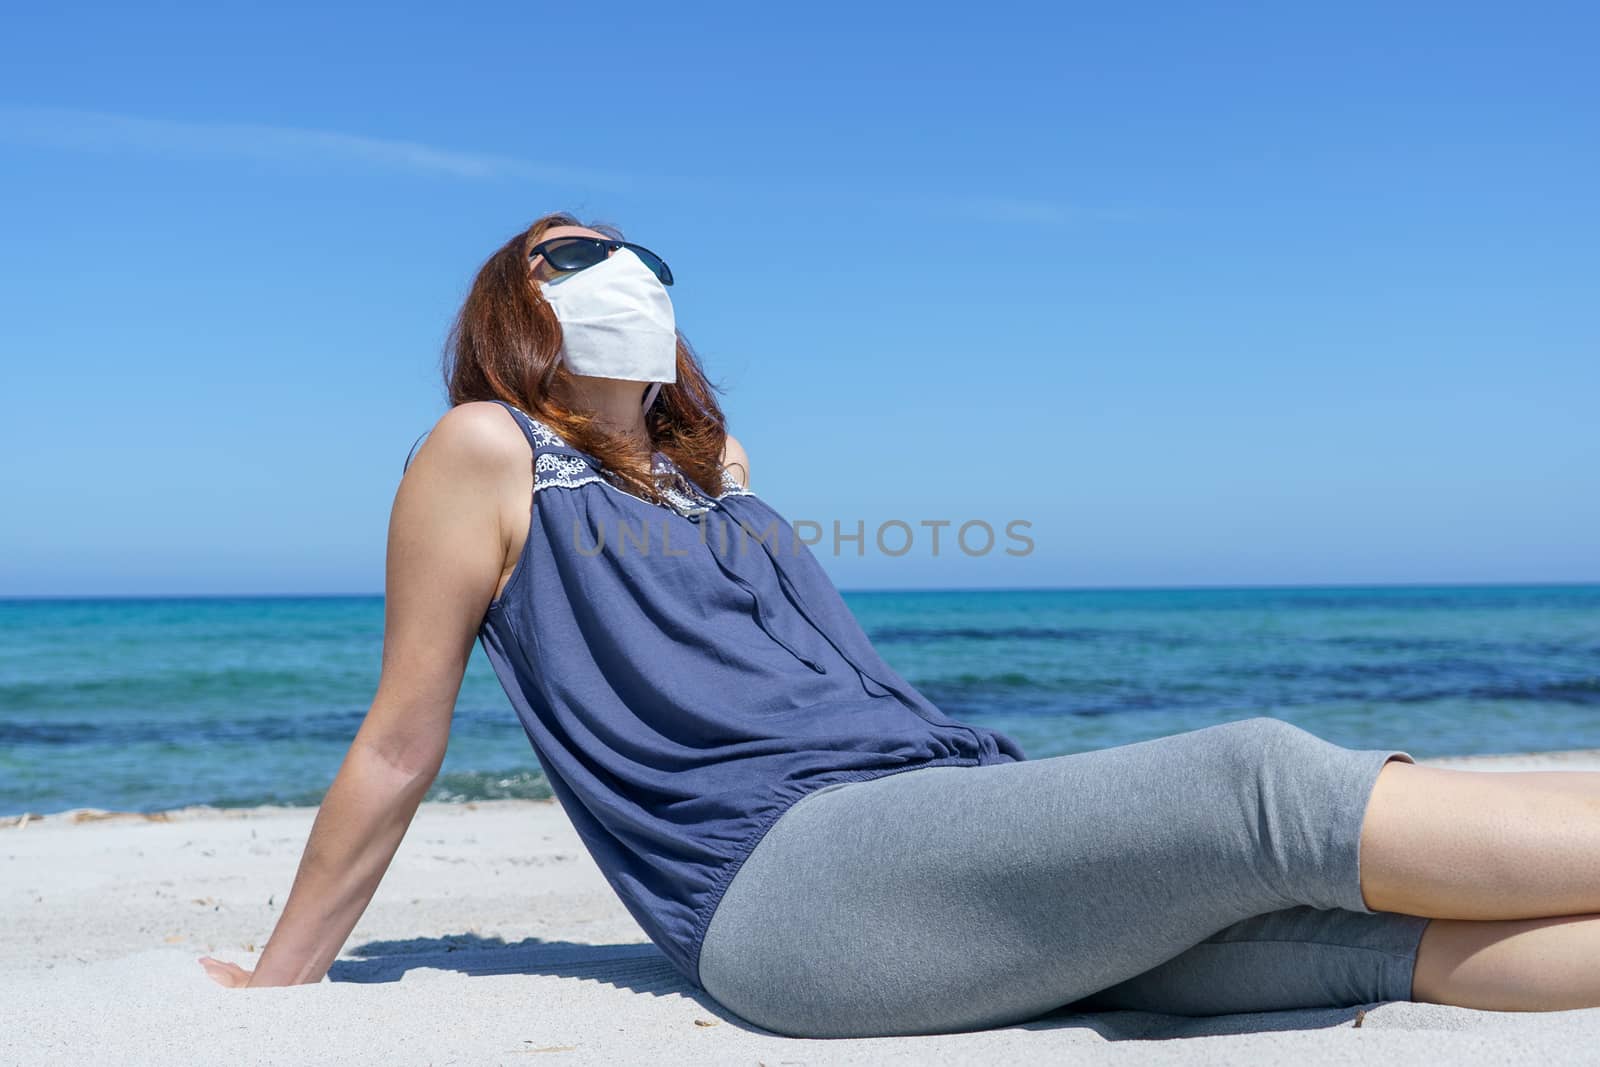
[1,1,1595,594]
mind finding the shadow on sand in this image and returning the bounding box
[331,933,1376,1042]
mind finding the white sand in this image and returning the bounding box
[6,748,1600,1065]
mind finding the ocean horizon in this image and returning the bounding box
[3,582,1597,819]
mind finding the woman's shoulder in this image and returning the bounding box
[405,402,541,488]
[720,433,751,491]
[431,400,577,461]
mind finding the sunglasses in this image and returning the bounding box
[529,237,675,287]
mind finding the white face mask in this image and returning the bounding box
[539,247,678,413]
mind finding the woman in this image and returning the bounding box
[201,212,1600,1037]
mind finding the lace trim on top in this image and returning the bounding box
[508,406,753,516]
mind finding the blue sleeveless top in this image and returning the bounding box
[473,400,1027,988]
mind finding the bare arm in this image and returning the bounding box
[210,403,527,987]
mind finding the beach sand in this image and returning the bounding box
[7,748,1600,1065]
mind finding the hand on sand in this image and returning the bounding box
[198,955,255,988]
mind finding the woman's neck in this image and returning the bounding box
[564,378,655,454]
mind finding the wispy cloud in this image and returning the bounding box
[1,105,1126,227]
[0,105,639,190]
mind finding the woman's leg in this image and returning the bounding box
[1060,904,1430,1016]
[1412,913,1600,1011]
[1060,906,1600,1017]
[999,757,1600,1019]
[698,716,1420,1038]
[1361,764,1600,920]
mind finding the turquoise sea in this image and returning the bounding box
[2,584,1597,818]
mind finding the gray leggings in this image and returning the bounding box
[697,716,1433,1038]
